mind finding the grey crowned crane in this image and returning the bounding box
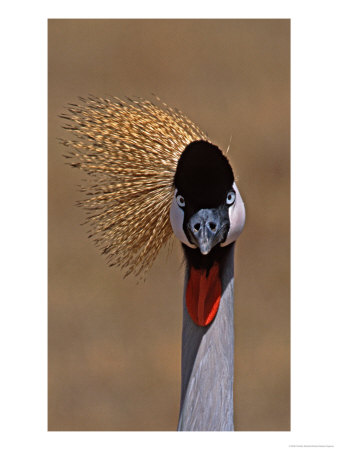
[61,96,245,431]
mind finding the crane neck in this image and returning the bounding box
[178,242,235,431]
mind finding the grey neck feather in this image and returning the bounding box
[178,243,235,431]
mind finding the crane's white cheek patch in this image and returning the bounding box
[221,182,246,247]
[170,191,196,248]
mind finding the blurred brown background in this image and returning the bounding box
[48,19,290,431]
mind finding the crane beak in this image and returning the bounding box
[187,207,230,255]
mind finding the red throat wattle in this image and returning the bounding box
[186,262,222,327]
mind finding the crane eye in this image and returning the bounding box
[226,190,236,206]
[176,194,185,208]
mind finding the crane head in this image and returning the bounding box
[170,140,245,256]
[62,96,244,280]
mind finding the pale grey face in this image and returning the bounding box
[170,182,245,255]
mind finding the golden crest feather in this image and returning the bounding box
[60,96,208,277]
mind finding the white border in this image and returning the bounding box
[2,1,337,449]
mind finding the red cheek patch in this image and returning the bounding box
[186,262,222,327]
